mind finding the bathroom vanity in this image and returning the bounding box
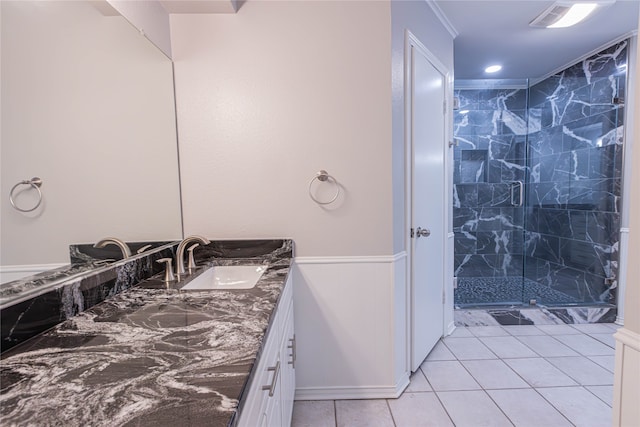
[0,240,295,427]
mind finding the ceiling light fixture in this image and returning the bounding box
[547,3,597,28]
[485,65,502,73]
[530,1,613,29]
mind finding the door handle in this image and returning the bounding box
[510,181,524,207]
[416,227,431,238]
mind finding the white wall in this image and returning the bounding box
[613,10,640,425]
[0,1,182,267]
[170,0,393,257]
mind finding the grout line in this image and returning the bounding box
[384,398,397,427]
[583,385,614,408]
[530,386,578,426]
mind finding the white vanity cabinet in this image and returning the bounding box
[238,274,295,427]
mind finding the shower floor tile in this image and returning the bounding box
[454,276,578,306]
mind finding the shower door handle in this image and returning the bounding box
[510,181,524,207]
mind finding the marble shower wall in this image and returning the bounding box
[453,40,627,306]
[525,41,627,304]
[453,88,528,280]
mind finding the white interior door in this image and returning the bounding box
[410,42,446,372]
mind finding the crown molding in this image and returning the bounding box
[425,0,459,39]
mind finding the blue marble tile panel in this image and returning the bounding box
[586,212,620,246]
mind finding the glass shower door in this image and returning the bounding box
[453,82,528,307]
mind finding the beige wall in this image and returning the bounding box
[170,0,394,257]
[0,1,182,266]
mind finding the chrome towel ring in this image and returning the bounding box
[308,170,340,205]
[10,177,43,212]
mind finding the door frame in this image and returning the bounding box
[404,30,454,371]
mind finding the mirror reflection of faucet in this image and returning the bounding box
[156,258,175,283]
[93,237,132,259]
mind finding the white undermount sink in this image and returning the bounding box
[181,265,267,290]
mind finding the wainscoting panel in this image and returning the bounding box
[293,253,409,400]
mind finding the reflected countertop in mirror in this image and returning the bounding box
[0,0,183,283]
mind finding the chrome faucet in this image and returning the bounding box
[94,237,132,259]
[175,235,211,276]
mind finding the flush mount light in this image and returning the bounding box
[547,3,597,28]
[485,65,502,73]
[530,1,614,28]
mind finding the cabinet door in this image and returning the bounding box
[238,322,280,426]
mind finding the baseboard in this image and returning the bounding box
[295,373,410,401]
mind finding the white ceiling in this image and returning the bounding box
[434,0,639,80]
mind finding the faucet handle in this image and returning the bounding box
[156,258,175,282]
[187,243,200,273]
[137,244,153,254]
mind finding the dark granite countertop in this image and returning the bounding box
[0,240,293,427]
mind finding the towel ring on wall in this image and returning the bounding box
[308,170,340,205]
[10,177,43,212]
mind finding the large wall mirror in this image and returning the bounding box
[1,1,183,282]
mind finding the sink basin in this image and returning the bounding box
[181,265,267,290]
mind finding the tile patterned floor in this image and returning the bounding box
[292,323,619,427]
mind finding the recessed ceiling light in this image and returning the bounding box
[547,3,597,28]
[485,65,502,73]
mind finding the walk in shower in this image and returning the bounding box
[453,41,627,309]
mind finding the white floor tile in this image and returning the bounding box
[449,327,474,338]
[421,360,481,391]
[442,337,497,360]
[536,324,583,335]
[604,323,622,331]
[487,388,572,427]
[405,369,432,392]
[546,357,614,386]
[292,401,336,427]
[554,334,615,356]
[504,358,578,387]
[468,326,510,337]
[425,341,456,361]
[587,355,615,373]
[335,400,393,427]
[437,390,513,427]
[387,392,454,427]
[461,359,529,389]
[479,336,539,358]
[569,323,617,334]
[501,325,545,336]
[586,385,614,407]
[515,335,580,357]
[536,386,612,427]
[588,333,616,348]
